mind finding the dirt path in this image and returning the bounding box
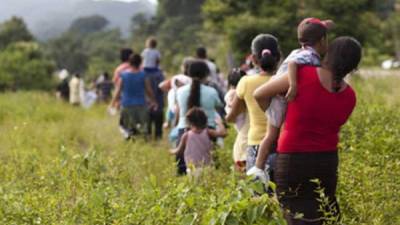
[359,69,400,78]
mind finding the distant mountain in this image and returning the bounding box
[0,0,156,40]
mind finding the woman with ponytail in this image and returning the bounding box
[175,59,223,175]
[253,36,361,224]
[225,34,281,178]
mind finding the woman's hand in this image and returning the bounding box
[225,94,246,123]
[169,148,178,155]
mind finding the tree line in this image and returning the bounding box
[0,0,399,91]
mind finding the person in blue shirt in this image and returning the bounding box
[110,54,157,139]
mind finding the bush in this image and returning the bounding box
[0,42,55,91]
[0,75,399,224]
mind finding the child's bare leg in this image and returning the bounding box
[255,123,280,169]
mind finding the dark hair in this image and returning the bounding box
[196,47,207,59]
[187,60,210,109]
[103,72,109,80]
[323,36,362,92]
[228,68,246,87]
[182,57,194,75]
[129,54,142,68]
[298,21,327,46]
[120,48,133,62]
[146,37,157,48]
[186,107,208,129]
[251,34,281,73]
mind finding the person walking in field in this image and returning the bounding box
[141,37,165,140]
[96,72,114,103]
[69,73,84,106]
[225,34,281,181]
[247,17,334,182]
[110,54,157,140]
[224,68,248,171]
[175,59,223,175]
[254,37,362,224]
[170,107,226,176]
[113,48,133,84]
[111,48,134,133]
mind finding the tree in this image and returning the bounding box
[204,0,389,66]
[46,16,124,75]
[0,16,33,50]
[46,32,88,73]
[0,42,55,91]
[130,0,206,72]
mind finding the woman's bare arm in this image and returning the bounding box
[110,79,122,107]
[145,78,158,110]
[253,74,290,111]
[170,132,188,155]
[225,94,246,123]
[208,119,227,138]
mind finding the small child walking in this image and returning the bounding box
[224,68,248,171]
[170,107,227,176]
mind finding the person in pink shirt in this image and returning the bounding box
[253,37,362,224]
[113,48,133,84]
[170,107,227,176]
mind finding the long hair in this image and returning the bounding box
[323,36,362,92]
[187,60,209,109]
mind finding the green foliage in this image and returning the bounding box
[382,9,400,60]
[204,0,300,63]
[0,42,55,91]
[0,92,285,224]
[0,16,33,50]
[337,75,400,224]
[131,0,206,73]
[46,33,89,74]
[46,16,124,76]
[0,75,399,224]
[203,0,398,66]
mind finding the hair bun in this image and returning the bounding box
[262,49,271,57]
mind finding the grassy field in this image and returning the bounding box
[0,75,399,224]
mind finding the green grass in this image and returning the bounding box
[0,75,399,224]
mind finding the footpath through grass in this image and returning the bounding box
[0,75,399,224]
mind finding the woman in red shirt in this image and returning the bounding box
[254,37,362,224]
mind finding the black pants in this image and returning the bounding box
[274,152,340,225]
[147,109,163,139]
[175,128,187,175]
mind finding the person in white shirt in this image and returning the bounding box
[69,73,85,106]
[141,37,161,69]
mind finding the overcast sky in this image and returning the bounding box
[97,0,157,5]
